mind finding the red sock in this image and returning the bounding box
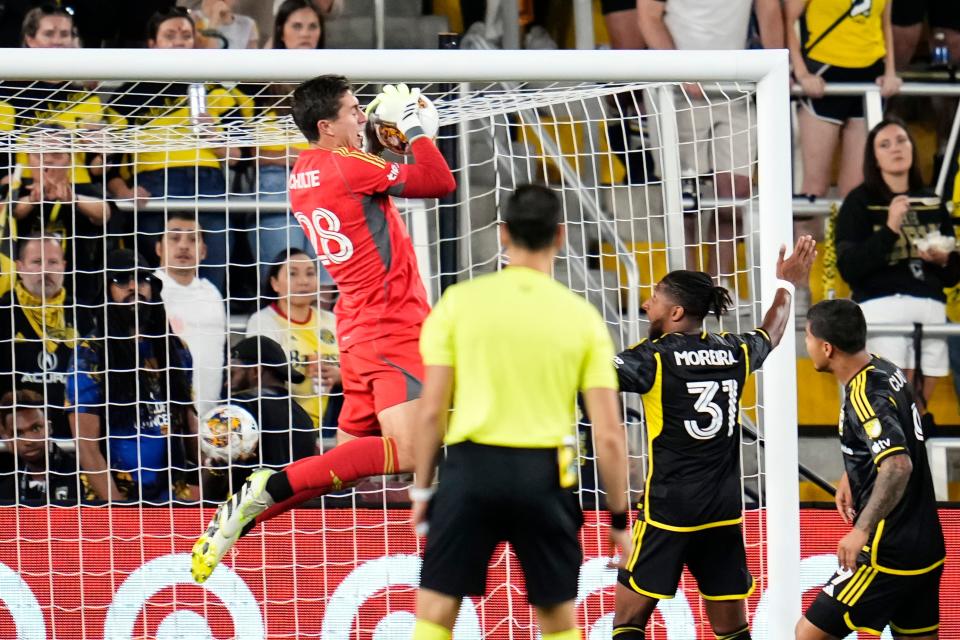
[254,436,400,525]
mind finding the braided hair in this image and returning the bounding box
[659,270,732,321]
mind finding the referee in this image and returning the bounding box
[409,184,632,640]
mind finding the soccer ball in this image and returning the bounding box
[199,404,260,462]
[370,93,440,155]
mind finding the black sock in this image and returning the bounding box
[715,627,750,640]
[611,624,645,639]
[265,470,293,502]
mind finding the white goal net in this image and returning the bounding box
[0,48,798,639]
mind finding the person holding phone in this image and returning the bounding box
[834,118,960,412]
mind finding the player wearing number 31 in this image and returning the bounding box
[191,76,454,583]
[611,236,816,640]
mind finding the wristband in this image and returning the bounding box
[775,279,796,296]
[610,511,629,531]
[409,486,435,502]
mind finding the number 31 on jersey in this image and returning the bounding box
[685,379,739,440]
[294,208,354,266]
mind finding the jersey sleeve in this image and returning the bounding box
[850,375,910,466]
[725,329,774,375]
[579,310,617,391]
[333,137,455,199]
[64,341,103,415]
[614,340,658,395]
[420,287,456,367]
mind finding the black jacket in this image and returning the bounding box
[835,185,960,303]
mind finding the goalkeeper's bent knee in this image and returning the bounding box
[542,629,581,640]
[412,619,451,640]
[715,626,750,640]
[612,624,645,639]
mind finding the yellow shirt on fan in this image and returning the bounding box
[803,0,887,68]
[0,81,116,184]
[107,82,252,174]
[245,303,339,428]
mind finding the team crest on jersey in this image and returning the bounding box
[864,417,882,439]
[320,329,336,345]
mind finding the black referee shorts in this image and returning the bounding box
[419,442,584,607]
[805,556,943,638]
[617,521,754,601]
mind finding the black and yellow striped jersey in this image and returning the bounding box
[615,329,772,531]
[840,356,945,574]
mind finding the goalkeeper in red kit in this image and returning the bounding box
[192,75,455,583]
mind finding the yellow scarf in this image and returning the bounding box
[14,280,76,353]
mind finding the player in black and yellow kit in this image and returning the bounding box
[798,299,945,640]
[612,236,817,640]
[409,185,633,640]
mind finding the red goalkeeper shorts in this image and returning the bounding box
[337,329,424,437]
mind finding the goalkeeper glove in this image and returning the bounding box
[366,83,426,141]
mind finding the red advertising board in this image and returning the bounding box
[0,508,956,639]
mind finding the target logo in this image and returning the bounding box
[103,554,263,640]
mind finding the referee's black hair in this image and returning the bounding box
[292,74,352,143]
[659,270,731,321]
[807,299,866,354]
[503,184,561,251]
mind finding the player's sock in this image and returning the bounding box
[255,436,401,524]
[611,624,645,639]
[541,629,581,640]
[715,626,750,640]
[411,619,451,640]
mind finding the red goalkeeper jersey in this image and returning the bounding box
[288,137,455,348]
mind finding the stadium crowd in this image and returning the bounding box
[0,0,956,511]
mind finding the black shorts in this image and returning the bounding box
[800,58,885,125]
[617,521,754,601]
[893,0,960,29]
[419,442,584,607]
[804,558,943,638]
[601,0,636,15]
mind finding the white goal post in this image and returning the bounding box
[0,47,799,636]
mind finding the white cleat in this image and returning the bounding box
[191,469,276,584]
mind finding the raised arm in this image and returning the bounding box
[760,235,816,348]
[364,84,456,199]
[398,137,456,199]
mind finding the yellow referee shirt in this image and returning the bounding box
[420,266,618,449]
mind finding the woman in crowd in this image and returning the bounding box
[786,0,901,204]
[246,249,340,437]
[835,118,960,410]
